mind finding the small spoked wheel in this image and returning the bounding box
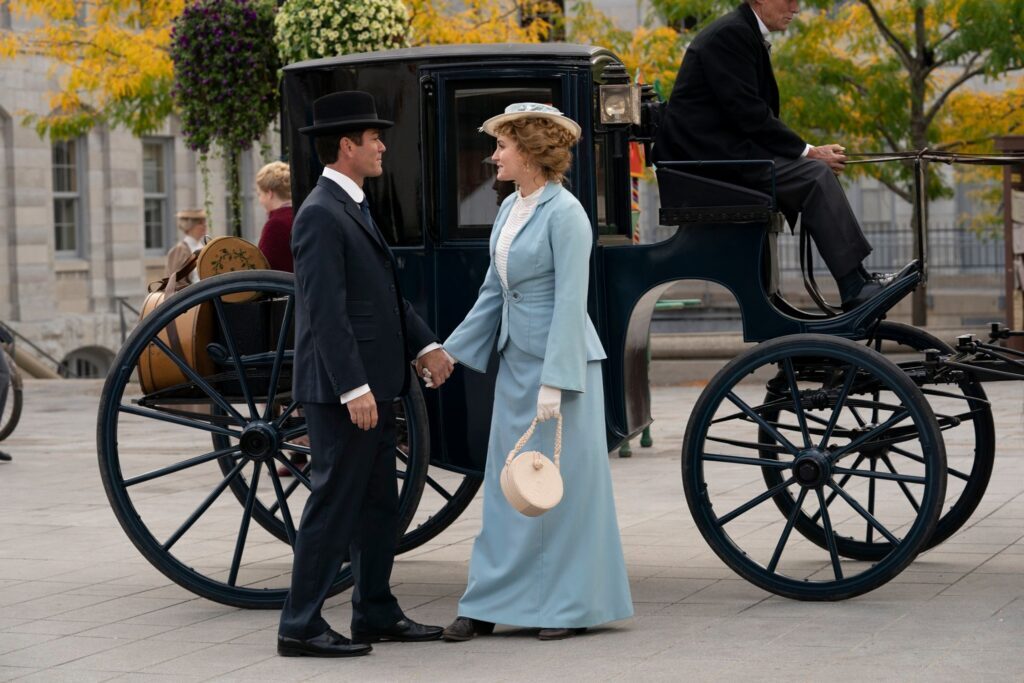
[861,322,994,550]
[683,334,947,600]
[0,349,23,442]
[97,271,435,608]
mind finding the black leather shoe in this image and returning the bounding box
[0,451,11,462]
[277,628,372,657]
[351,617,444,643]
[538,627,587,641]
[442,617,496,642]
[841,280,886,312]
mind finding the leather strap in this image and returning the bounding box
[150,252,199,295]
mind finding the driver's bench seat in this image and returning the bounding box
[656,166,786,300]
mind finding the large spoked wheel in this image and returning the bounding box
[683,335,947,601]
[0,349,23,442]
[760,322,995,561]
[212,378,430,553]
[97,271,430,608]
[210,345,481,559]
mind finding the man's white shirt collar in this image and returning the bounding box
[753,10,770,39]
[183,234,204,252]
[322,167,364,204]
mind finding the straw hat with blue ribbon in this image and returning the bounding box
[479,102,582,141]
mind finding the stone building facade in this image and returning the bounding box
[1,21,272,377]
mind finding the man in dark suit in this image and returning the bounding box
[654,0,894,310]
[277,91,453,658]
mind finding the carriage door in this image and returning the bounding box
[424,69,576,473]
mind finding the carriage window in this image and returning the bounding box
[594,134,623,237]
[447,81,562,239]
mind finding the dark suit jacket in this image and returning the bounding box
[653,2,806,175]
[290,176,436,404]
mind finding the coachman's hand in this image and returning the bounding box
[346,392,378,430]
[807,144,848,175]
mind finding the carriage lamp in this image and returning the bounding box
[599,83,641,126]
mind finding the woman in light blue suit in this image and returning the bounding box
[439,103,633,642]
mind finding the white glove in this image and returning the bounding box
[422,349,457,389]
[536,384,561,421]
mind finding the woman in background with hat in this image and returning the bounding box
[164,208,208,286]
[441,103,633,642]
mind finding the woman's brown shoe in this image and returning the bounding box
[442,617,495,642]
[537,627,587,641]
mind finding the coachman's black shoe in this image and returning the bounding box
[441,617,496,642]
[277,628,372,657]
[841,280,887,312]
[351,617,444,643]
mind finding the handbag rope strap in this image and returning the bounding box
[506,414,562,469]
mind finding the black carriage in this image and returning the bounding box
[98,44,1008,605]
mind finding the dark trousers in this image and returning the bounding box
[767,156,872,279]
[278,400,403,639]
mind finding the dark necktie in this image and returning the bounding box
[358,197,386,246]
[763,39,772,54]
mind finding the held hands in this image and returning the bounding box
[536,384,562,422]
[807,144,848,175]
[346,391,378,431]
[416,348,455,389]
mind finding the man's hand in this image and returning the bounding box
[807,144,848,174]
[416,348,454,389]
[346,391,378,430]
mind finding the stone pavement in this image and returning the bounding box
[1,377,1024,681]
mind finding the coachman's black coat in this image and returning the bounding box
[653,2,806,169]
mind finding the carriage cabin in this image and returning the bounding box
[281,44,651,471]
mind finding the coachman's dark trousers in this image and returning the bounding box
[765,156,872,279]
[278,400,403,640]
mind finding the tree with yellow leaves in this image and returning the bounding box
[774,0,1024,322]
[407,0,557,45]
[0,0,182,139]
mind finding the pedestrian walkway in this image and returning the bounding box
[1,378,1023,681]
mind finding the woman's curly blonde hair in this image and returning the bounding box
[255,161,291,200]
[493,117,579,184]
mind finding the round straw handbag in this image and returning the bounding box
[500,415,564,517]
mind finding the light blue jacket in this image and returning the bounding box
[444,182,606,393]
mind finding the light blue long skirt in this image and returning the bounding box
[457,341,634,629]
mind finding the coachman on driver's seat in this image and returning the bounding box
[652,0,905,311]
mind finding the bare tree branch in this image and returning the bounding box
[923,59,986,128]
[859,0,914,72]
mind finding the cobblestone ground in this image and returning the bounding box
[1,377,1023,681]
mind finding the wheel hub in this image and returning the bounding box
[239,421,280,461]
[793,449,832,488]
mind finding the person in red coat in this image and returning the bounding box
[257,161,305,476]
[256,161,295,272]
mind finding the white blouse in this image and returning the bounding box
[494,185,545,289]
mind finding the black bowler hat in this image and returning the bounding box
[299,90,394,136]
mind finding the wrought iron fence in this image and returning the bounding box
[641,219,1004,276]
[774,221,1004,276]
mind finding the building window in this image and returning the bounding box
[1,1,11,30]
[52,138,84,255]
[143,138,173,251]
